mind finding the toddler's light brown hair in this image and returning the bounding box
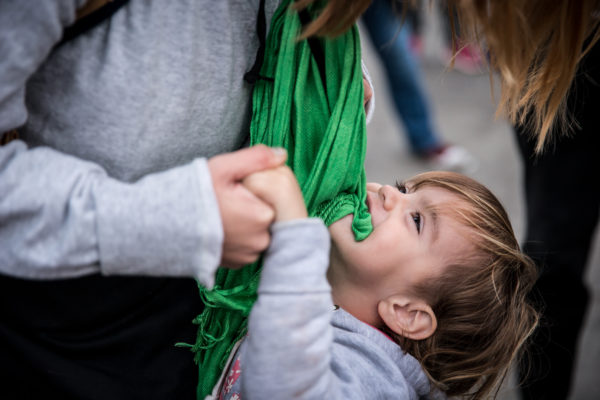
[386,171,539,399]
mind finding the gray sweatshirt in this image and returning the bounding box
[213,219,435,400]
[0,0,279,286]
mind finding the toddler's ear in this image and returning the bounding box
[377,296,437,340]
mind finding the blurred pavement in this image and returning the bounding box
[358,10,600,399]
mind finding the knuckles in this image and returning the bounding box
[252,232,271,252]
[252,201,275,225]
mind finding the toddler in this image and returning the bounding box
[210,167,538,400]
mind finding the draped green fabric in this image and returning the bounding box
[190,1,372,398]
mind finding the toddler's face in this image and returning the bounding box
[327,181,475,324]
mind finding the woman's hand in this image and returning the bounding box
[208,145,287,268]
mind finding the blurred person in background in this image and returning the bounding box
[361,0,477,172]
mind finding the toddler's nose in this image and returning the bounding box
[380,184,407,211]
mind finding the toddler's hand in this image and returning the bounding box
[243,166,308,222]
[208,145,286,268]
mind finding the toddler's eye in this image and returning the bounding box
[412,213,421,234]
[395,181,407,193]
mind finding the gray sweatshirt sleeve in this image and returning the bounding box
[0,1,222,287]
[242,218,366,399]
[241,218,335,399]
[0,139,223,286]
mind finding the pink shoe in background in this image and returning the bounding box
[442,43,486,75]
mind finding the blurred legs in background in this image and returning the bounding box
[361,0,476,172]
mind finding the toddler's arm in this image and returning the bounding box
[240,167,338,398]
[240,167,365,399]
[239,212,335,399]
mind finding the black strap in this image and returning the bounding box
[243,1,327,87]
[244,0,270,84]
[55,0,130,49]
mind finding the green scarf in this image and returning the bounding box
[190,1,372,397]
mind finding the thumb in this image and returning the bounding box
[226,145,288,181]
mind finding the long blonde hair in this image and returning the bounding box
[297,0,600,152]
[388,171,539,399]
[448,0,600,152]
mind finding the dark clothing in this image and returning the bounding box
[516,40,600,400]
[0,275,202,400]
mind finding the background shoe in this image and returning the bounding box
[409,34,424,57]
[417,144,479,173]
[440,44,486,75]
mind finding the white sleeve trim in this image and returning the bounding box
[361,59,375,124]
